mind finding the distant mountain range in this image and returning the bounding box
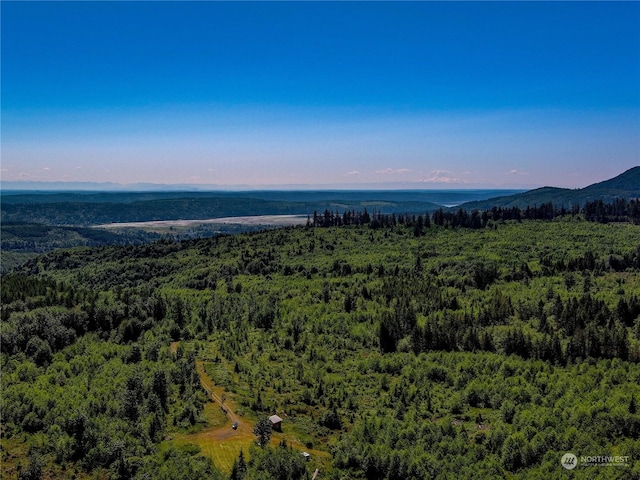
[459,166,640,211]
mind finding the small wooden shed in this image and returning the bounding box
[268,414,283,431]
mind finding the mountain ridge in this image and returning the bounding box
[458,166,639,210]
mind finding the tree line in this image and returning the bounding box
[310,198,640,231]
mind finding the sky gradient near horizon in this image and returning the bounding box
[2,2,639,189]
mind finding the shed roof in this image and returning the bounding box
[268,414,283,424]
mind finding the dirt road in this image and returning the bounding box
[196,361,250,441]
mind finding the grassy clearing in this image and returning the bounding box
[166,424,256,473]
[164,355,331,473]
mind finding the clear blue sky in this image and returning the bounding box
[2,1,639,188]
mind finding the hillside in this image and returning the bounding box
[2,219,640,479]
[460,166,640,211]
[0,220,287,274]
[0,189,523,206]
[0,223,163,274]
[582,166,640,195]
[0,194,445,227]
[1,223,162,251]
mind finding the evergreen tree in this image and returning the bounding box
[230,450,247,480]
[253,418,272,447]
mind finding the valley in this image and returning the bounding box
[95,214,310,231]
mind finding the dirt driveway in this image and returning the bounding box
[196,361,252,441]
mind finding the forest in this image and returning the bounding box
[2,205,640,479]
[0,192,445,227]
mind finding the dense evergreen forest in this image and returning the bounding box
[2,208,640,478]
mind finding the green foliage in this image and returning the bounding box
[230,450,248,480]
[244,444,309,480]
[2,218,640,479]
[1,329,217,478]
[253,419,273,448]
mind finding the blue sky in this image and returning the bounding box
[2,2,639,189]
